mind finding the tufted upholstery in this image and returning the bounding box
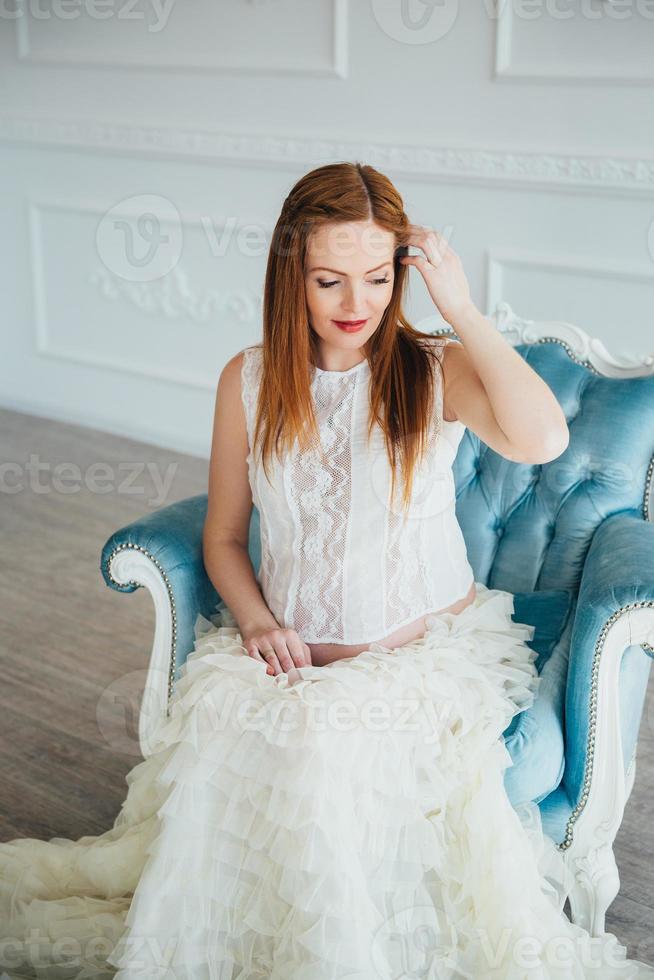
[452,339,654,840]
[454,341,654,595]
[501,588,573,810]
[101,337,654,850]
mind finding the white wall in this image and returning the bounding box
[1,0,653,457]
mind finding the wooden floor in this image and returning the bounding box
[1,406,652,964]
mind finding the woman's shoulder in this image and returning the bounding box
[232,344,263,379]
[422,333,465,378]
[238,343,264,358]
[236,346,264,419]
[219,346,263,409]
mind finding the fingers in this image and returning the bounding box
[404,225,454,263]
[284,632,310,669]
[244,629,312,676]
[244,640,277,675]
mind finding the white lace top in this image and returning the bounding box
[240,338,475,644]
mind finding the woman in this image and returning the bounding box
[1,162,652,978]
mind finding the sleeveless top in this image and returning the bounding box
[240,338,475,645]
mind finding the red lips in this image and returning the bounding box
[333,319,367,332]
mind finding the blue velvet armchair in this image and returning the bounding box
[100,302,654,938]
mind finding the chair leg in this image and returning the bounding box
[566,842,620,936]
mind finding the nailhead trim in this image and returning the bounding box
[644,453,654,523]
[558,599,654,852]
[498,336,654,848]
[104,542,177,717]
[532,335,602,376]
[102,540,654,845]
[102,337,654,843]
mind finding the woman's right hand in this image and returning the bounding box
[242,626,313,676]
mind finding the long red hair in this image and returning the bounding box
[251,161,449,518]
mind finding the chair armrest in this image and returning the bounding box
[560,508,654,846]
[100,494,221,698]
[101,493,212,595]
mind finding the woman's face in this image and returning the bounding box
[304,219,396,363]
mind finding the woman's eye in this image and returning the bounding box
[317,276,390,289]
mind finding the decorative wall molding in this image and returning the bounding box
[495,1,654,84]
[89,266,259,326]
[2,115,654,196]
[14,0,348,79]
[486,249,654,340]
[29,196,263,392]
[489,300,654,377]
[418,300,654,379]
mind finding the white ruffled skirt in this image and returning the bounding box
[1,582,653,979]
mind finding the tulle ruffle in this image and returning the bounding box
[1,583,652,979]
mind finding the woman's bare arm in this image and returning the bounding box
[442,308,569,464]
[202,351,279,638]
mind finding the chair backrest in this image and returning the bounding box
[447,303,654,599]
[247,303,654,601]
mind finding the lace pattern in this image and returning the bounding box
[286,373,359,640]
[240,340,474,643]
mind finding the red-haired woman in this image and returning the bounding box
[3,162,651,979]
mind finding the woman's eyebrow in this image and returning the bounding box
[307,261,392,275]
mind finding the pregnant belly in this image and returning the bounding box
[307,579,477,667]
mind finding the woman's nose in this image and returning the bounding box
[341,283,365,314]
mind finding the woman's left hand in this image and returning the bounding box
[399,224,474,326]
